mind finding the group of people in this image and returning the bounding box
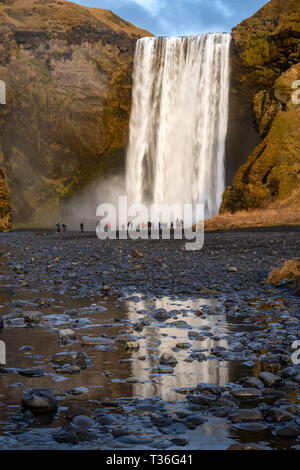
[55,222,85,233]
[55,221,66,233]
[56,218,185,234]
[125,219,184,231]
[96,219,185,232]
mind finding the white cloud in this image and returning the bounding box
[213,0,233,18]
[126,0,166,15]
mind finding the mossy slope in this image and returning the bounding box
[223,0,300,213]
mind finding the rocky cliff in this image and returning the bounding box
[223,0,300,213]
[0,0,152,229]
[1,0,299,230]
[0,167,11,231]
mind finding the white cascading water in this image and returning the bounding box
[126,33,231,220]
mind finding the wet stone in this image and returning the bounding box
[175,342,192,350]
[184,356,194,363]
[56,365,81,375]
[81,336,113,347]
[72,415,95,428]
[19,345,34,352]
[159,353,178,367]
[281,366,300,378]
[265,407,294,423]
[124,341,140,351]
[242,377,264,389]
[227,267,238,273]
[51,351,93,370]
[65,406,93,421]
[21,388,58,412]
[231,388,262,400]
[259,372,281,387]
[53,426,79,444]
[188,352,207,362]
[284,380,299,390]
[152,309,173,321]
[184,413,205,426]
[116,334,139,344]
[59,329,76,342]
[23,311,42,326]
[231,409,263,423]
[196,382,223,395]
[275,424,300,438]
[67,387,89,396]
[261,388,285,398]
[156,365,174,374]
[188,394,216,406]
[170,438,189,447]
[188,331,204,340]
[18,368,45,377]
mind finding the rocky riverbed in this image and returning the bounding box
[0,228,299,450]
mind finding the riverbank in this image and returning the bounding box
[0,230,299,449]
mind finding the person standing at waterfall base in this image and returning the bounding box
[56,221,61,233]
[80,222,84,233]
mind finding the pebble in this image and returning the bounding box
[275,424,299,438]
[227,267,238,273]
[231,409,263,422]
[259,372,281,387]
[72,415,95,428]
[159,353,178,367]
[231,388,261,400]
[21,388,57,411]
[1,230,300,450]
[23,311,42,326]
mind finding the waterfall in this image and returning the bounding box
[126,33,231,220]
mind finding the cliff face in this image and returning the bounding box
[1,0,299,228]
[223,0,300,212]
[0,167,11,231]
[0,0,152,229]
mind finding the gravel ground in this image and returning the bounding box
[0,228,299,450]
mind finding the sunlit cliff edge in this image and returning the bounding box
[0,0,152,230]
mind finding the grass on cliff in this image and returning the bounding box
[267,258,300,286]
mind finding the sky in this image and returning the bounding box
[72,0,269,36]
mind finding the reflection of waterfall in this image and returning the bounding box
[125,296,230,401]
[126,34,231,219]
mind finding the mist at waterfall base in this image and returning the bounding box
[62,175,125,231]
[63,33,231,230]
[126,33,231,222]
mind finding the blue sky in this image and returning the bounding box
[72,0,269,36]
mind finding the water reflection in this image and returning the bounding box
[125,295,246,401]
[0,286,256,448]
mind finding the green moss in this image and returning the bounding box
[244,183,271,208]
[26,59,51,82]
[245,38,270,67]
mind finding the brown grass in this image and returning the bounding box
[267,258,300,285]
[205,207,300,231]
